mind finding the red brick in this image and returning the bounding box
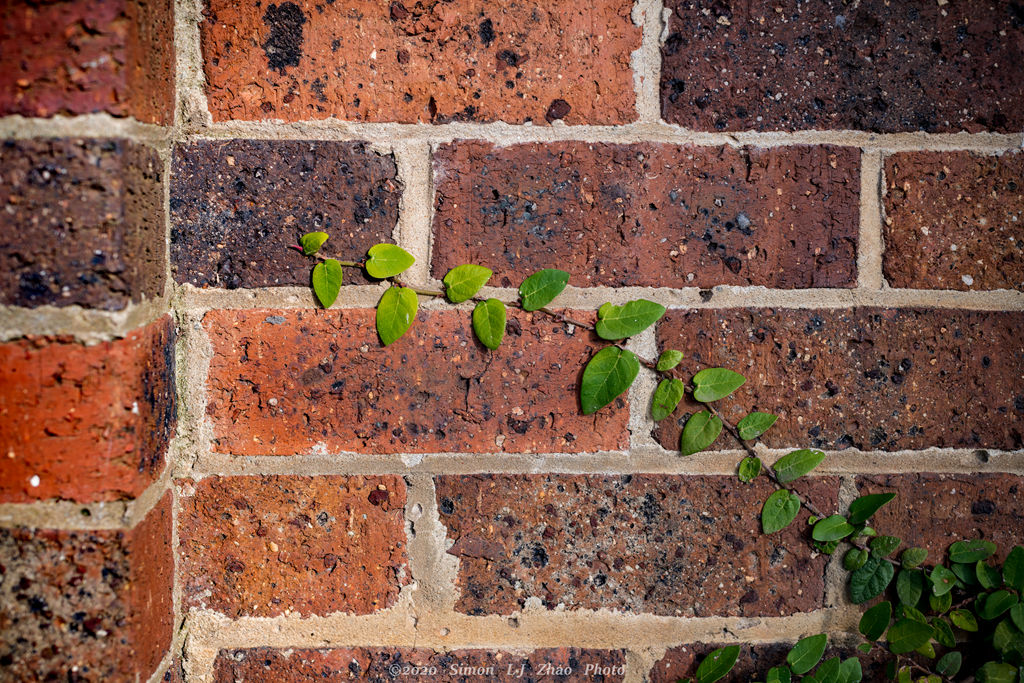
[0,492,174,681]
[214,646,626,682]
[171,140,400,289]
[0,0,175,123]
[432,141,859,288]
[435,474,836,616]
[654,308,1024,452]
[203,308,627,456]
[661,0,1024,132]
[0,316,176,504]
[200,0,639,124]
[883,151,1024,291]
[178,475,408,617]
[0,138,166,310]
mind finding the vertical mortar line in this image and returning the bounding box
[627,327,660,451]
[625,648,658,683]
[631,0,667,124]
[391,140,435,287]
[857,150,885,290]
[170,305,215,479]
[175,0,212,131]
[823,476,861,613]
[404,473,461,628]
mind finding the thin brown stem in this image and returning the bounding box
[289,245,362,267]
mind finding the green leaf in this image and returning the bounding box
[856,643,871,654]
[850,556,895,604]
[897,603,927,623]
[901,547,928,569]
[375,286,418,346]
[766,666,792,683]
[929,589,952,613]
[979,590,1019,620]
[1004,546,1024,592]
[859,601,892,640]
[870,536,901,558]
[932,618,955,648]
[844,548,868,571]
[365,243,415,278]
[895,666,911,683]
[929,565,958,596]
[950,609,978,632]
[738,456,762,483]
[299,231,329,255]
[848,493,896,525]
[977,662,1018,683]
[897,569,924,607]
[311,258,343,308]
[472,298,506,350]
[762,489,801,534]
[443,264,492,303]
[656,349,684,371]
[914,640,936,658]
[651,378,685,421]
[839,657,862,683]
[978,560,1002,589]
[787,634,827,675]
[993,618,1024,656]
[815,657,841,683]
[813,515,855,542]
[680,411,723,455]
[935,652,962,678]
[949,539,997,563]
[738,412,778,440]
[692,367,746,402]
[1012,603,1024,632]
[694,645,740,683]
[886,618,934,655]
[773,449,826,483]
[951,562,979,586]
[594,299,666,340]
[580,347,640,415]
[518,269,570,311]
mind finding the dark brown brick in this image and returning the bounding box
[654,308,1024,452]
[432,141,859,288]
[178,475,408,617]
[435,474,836,616]
[214,646,626,682]
[0,0,175,123]
[171,140,400,289]
[203,308,627,456]
[883,150,1024,290]
[661,0,1024,132]
[0,492,174,682]
[201,0,639,124]
[0,138,165,310]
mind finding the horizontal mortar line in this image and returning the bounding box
[0,113,172,143]
[0,297,174,343]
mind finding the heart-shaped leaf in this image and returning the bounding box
[738,456,761,483]
[680,411,722,455]
[762,489,801,534]
[656,349,683,371]
[580,346,639,415]
[813,515,855,542]
[848,493,896,525]
[365,243,415,278]
[859,601,892,640]
[299,231,329,255]
[949,539,997,564]
[887,619,933,654]
[737,411,778,440]
[519,269,569,311]
[472,298,506,350]
[695,645,740,683]
[444,264,492,303]
[692,367,746,402]
[594,299,666,340]
[772,449,826,483]
[311,258,343,308]
[787,634,827,675]
[849,555,894,603]
[651,378,685,421]
[376,286,418,346]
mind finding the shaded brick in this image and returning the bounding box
[0,138,165,310]
[661,0,1024,132]
[0,316,176,503]
[201,0,639,124]
[435,474,835,616]
[214,646,626,682]
[0,0,175,123]
[171,140,400,289]
[203,308,627,456]
[651,643,888,683]
[883,151,1024,290]
[654,308,1024,452]
[178,475,408,617]
[432,141,859,288]
[0,492,174,682]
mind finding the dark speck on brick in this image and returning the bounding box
[262,2,307,74]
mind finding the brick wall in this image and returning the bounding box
[1,0,1021,681]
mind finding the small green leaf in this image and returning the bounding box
[738,412,778,440]
[518,269,570,311]
[897,603,927,623]
[994,618,1024,656]
[766,666,792,683]
[1012,603,1024,632]
[895,666,910,683]
[762,489,801,534]
[472,298,506,350]
[949,539,997,563]
[299,231,329,255]
[848,493,896,525]
[978,560,1002,589]
[886,618,934,654]
[738,456,762,483]
[870,536,901,558]
[815,657,841,683]
[931,617,955,647]
[651,378,685,421]
[787,634,827,675]
[844,548,868,571]
[929,565,958,596]
[580,347,640,415]
[859,601,892,640]
[773,449,826,483]
[311,258,343,308]
[856,643,871,654]
[914,640,936,659]
[680,411,723,455]
[897,569,924,608]
[375,286,418,346]
[365,243,415,278]
[692,367,746,402]
[839,657,862,683]
[951,562,979,586]
[1004,546,1024,592]
[977,662,1018,683]
[443,264,492,303]
[901,547,928,569]
[949,609,978,632]
[813,515,855,542]
[935,652,962,678]
[694,645,740,683]
[595,299,666,340]
[849,555,895,604]
[656,349,684,371]
[978,590,1019,620]
[929,589,952,613]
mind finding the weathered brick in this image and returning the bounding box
[214,646,626,682]
[0,492,174,681]
[651,643,888,683]
[171,140,400,289]
[200,0,640,124]
[0,138,165,310]
[432,141,859,288]
[178,475,408,617]
[435,474,835,616]
[654,308,1024,452]
[661,0,1024,132]
[203,308,627,456]
[0,0,175,123]
[0,316,176,503]
[883,151,1024,291]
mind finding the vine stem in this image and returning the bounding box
[289,245,362,267]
